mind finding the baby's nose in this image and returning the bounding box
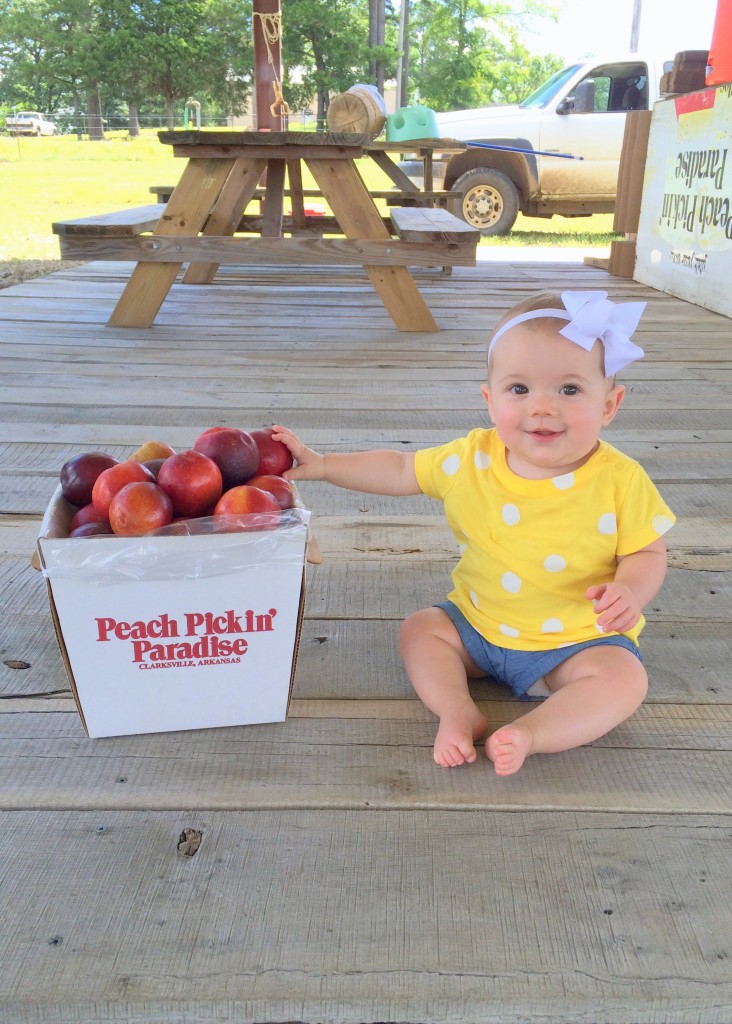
[529,391,557,415]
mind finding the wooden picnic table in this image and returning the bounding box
[91,130,478,333]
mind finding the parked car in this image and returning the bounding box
[400,54,673,234]
[5,111,57,136]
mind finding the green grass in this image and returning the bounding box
[0,130,616,261]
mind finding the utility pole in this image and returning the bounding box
[630,0,642,52]
[396,0,410,107]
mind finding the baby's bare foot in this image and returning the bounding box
[434,705,488,768]
[486,724,533,776]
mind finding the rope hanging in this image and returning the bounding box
[253,11,290,118]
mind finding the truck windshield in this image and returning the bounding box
[519,65,581,108]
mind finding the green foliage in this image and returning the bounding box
[0,0,252,126]
[409,0,562,110]
[0,0,561,125]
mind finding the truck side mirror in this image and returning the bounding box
[572,80,596,114]
[556,98,571,115]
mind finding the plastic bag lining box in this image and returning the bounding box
[34,486,314,738]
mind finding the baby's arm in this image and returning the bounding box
[271,425,422,496]
[585,538,668,634]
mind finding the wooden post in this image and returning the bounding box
[253,0,286,131]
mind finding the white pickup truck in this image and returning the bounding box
[406,55,671,234]
[5,111,57,136]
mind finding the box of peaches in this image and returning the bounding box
[35,426,317,739]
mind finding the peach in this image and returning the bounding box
[92,460,155,518]
[109,482,174,536]
[193,427,259,489]
[156,450,223,518]
[131,440,177,463]
[246,474,294,510]
[214,485,281,529]
[250,428,294,477]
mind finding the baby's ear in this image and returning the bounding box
[602,382,625,425]
[480,382,495,422]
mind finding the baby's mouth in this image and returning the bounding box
[528,428,562,442]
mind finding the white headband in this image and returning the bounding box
[488,290,646,377]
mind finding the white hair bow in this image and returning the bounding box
[488,290,646,377]
[559,291,646,376]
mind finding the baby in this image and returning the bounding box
[273,290,675,776]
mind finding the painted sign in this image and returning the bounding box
[635,85,732,316]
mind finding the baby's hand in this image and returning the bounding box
[585,582,642,634]
[271,425,325,481]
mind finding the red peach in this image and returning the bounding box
[69,502,109,532]
[92,460,155,518]
[246,474,294,510]
[156,450,223,518]
[250,428,294,476]
[69,521,115,538]
[214,485,281,529]
[193,427,259,488]
[109,482,174,536]
[60,451,119,507]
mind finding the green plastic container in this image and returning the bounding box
[386,106,439,142]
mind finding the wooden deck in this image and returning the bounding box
[1,255,731,1023]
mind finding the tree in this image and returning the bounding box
[409,0,561,110]
[282,0,397,129]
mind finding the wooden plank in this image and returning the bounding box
[55,234,480,268]
[1,707,732,813]
[390,205,480,243]
[1,809,730,1022]
[51,204,164,236]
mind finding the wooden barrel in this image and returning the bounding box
[326,84,386,138]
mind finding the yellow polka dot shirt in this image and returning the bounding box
[414,428,676,651]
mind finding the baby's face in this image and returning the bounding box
[481,324,624,479]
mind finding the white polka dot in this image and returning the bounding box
[541,618,564,633]
[442,454,460,476]
[598,512,617,535]
[652,514,674,535]
[543,554,566,573]
[552,472,575,490]
[500,623,520,639]
[502,572,522,593]
[502,503,521,526]
[469,591,479,608]
[474,450,491,470]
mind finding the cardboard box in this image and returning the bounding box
[36,487,311,738]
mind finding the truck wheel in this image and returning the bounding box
[453,168,519,235]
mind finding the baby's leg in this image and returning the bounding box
[486,645,647,776]
[400,607,488,767]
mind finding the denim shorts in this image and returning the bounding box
[436,600,642,700]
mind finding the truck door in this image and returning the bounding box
[538,61,649,198]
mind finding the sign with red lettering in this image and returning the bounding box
[636,84,732,316]
[38,517,309,737]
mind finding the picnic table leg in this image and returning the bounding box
[287,159,308,232]
[108,158,235,328]
[260,158,286,237]
[182,156,268,285]
[306,157,439,333]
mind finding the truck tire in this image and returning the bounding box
[453,168,520,236]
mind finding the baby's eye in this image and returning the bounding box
[509,383,529,395]
[560,384,580,396]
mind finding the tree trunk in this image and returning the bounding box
[128,101,140,137]
[375,0,385,95]
[316,89,328,132]
[166,93,175,129]
[86,87,105,141]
